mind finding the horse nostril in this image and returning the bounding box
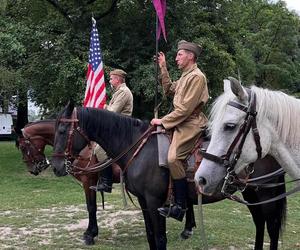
[198,177,207,186]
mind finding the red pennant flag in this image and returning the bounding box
[152,0,167,41]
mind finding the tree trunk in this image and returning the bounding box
[15,89,28,136]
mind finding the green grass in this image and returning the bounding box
[1,141,300,249]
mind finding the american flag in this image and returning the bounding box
[83,18,106,108]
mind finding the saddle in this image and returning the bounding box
[156,127,210,181]
[156,127,210,204]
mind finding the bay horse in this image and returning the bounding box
[51,102,286,250]
[17,120,104,245]
[195,77,300,195]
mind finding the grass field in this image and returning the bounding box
[0,141,300,249]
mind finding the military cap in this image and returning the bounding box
[110,69,127,78]
[177,40,202,57]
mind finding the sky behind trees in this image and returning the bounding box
[284,0,300,13]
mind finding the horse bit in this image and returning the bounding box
[200,89,262,196]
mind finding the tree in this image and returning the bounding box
[1,0,300,120]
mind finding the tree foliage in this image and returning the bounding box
[1,0,300,118]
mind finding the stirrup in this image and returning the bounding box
[89,181,112,193]
[158,204,187,222]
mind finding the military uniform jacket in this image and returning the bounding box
[106,83,133,116]
[160,63,209,131]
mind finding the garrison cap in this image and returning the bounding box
[177,40,202,57]
[110,69,127,78]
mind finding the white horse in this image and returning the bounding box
[195,77,300,195]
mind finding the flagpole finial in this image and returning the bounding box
[92,16,96,25]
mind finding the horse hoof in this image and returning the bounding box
[180,229,193,240]
[83,234,95,245]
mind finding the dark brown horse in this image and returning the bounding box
[50,103,286,250]
[16,119,197,245]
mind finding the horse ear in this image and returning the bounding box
[228,76,247,102]
[223,79,232,93]
[66,100,75,116]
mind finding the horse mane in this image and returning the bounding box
[77,107,149,148]
[24,119,55,128]
[210,86,300,148]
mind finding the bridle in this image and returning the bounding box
[18,134,51,174]
[200,89,262,195]
[52,107,92,174]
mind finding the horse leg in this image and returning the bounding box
[266,211,280,250]
[264,196,286,250]
[138,196,167,250]
[248,205,265,250]
[137,197,158,250]
[266,176,286,250]
[148,208,167,250]
[147,201,167,250]
[82,176,98,245]
[243,190,265,250]
[181,199,195,239]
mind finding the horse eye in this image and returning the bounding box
[224,123,236,131]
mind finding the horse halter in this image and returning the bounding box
[52,107,91,174]
[18,135,50,174]
[201,89,262,195]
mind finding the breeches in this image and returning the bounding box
[94,144,108,163]
[168,123,203,179]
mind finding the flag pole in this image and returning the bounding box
[154,13,159,119]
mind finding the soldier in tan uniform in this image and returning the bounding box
[151,40,209,221]
[90,69,133,193]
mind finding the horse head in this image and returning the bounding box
[17,127,50,175]
[52,102,91,177]
[195,77,272,195]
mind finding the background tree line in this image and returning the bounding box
[0,0,300,124]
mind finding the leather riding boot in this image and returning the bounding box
[158,178,188,222]
[90,166,113,193]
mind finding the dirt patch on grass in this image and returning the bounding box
[0,204,144,249]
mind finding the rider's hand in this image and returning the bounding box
[153,52,166,69]
[150,118,162,126]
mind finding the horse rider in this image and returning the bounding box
[90,68,133,193]
[151,40,209,221]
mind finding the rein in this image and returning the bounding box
[72,126,158,174]
[226,184,300,206]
